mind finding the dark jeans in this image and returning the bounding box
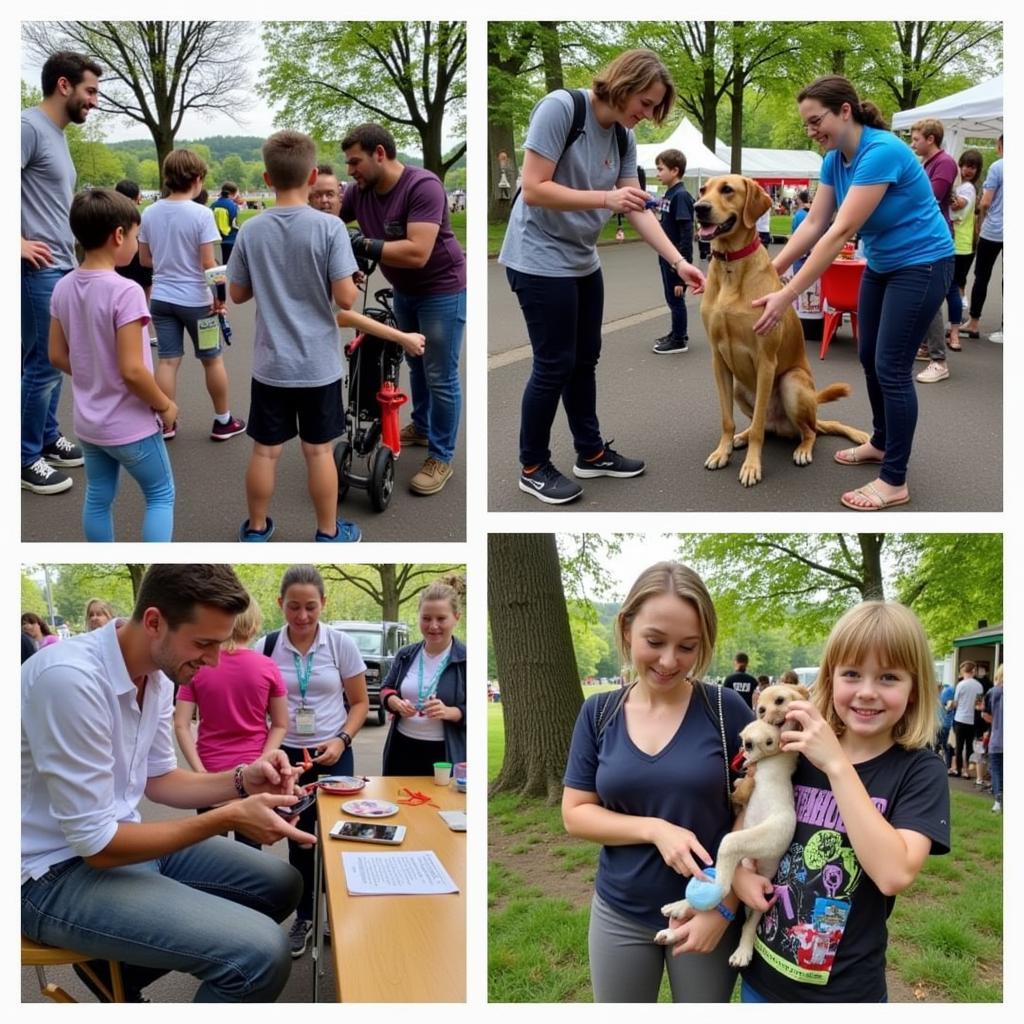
[968,236,1002,321]
[281,742,354,920]
[507,267,605,467]
[382,725,446,776]
[990,751,1003,802]
[857,258,953,486]
[658,258,688,340]
[953,721,975,776]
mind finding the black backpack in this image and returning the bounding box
[513,88,629,205]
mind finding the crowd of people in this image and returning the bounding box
[21,563,467,998]
[22,50,466,542]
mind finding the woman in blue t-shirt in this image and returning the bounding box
[753,76,954,513]
[562,562,753,1002]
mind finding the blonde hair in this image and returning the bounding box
[994,664,1003,684]
[84,597,116,627]
[226,596,262,652]
[615,562,716,682]
[813,601,937,749]
[592,49,676,126]
[419,575,463,617]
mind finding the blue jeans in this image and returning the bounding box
[81,432,176,542]
[990,751,1003,802]
[392,289,465,464]
[507,267,605,466]
[21,265,69,466]
[857,258,953,486]
[658,258,688,339]
[21,838,302,1002]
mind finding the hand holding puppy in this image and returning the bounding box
[781,699,845,776]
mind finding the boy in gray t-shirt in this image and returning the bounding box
[229,130,424,544]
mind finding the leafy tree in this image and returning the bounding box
[23,21,258,171]
[68,132,124,185]
[567,600,610,679]
[217,153,247,187]
[21,572,48,616]
[489,534,582,802]
[137,159,160,190]
[319,564,464,625]
[261,21,465,181]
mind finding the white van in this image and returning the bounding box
[791,667,820,688]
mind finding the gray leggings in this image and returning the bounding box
[588,892,740,1003]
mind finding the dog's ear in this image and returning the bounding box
[796,685,811,700]
[742,179,771,229]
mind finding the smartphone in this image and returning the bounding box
[274,789,317,818]
[329,820,406,844]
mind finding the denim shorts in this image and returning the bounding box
[151,298,221,360]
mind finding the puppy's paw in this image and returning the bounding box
[728,947,753,968]
[653,927,677,946]
[738,459,762,486]
[792,445,814,466]
[705,447,732,470]
[660,899,688,919]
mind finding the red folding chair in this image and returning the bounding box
[818,260,864,359]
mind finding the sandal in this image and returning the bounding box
[840,482,910,511]
[834,446,883,466]
[948,338,962,352]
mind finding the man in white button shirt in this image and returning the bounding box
[22,564,312,1002]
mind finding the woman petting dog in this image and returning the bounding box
[499,50,706,505]
[751,76,955,511]
[732,602,949,1002]
[562,562,753,1001]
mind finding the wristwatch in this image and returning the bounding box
[337,730,352,748]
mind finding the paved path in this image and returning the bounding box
[22,275,465,542]
[489,243,1002,513]
[21,718,390,1003]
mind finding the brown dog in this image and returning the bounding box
[695,175,868,486]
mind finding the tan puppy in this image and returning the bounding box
[654,718,798,964]
[756,681,811,727]
[695,175,869,486]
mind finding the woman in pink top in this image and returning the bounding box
[174,598,288,848]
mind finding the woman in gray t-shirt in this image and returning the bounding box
[499,50,706,506]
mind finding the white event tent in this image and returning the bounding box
[891,75,1002,156]
[713,144,822,185]
[635,117,728,184]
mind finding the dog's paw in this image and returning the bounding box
[738,460,762,486]
[792,446,814,466]
[728,947,753,968]
[660,900,688,918]
[653,928,676,946]
[705,448,732,470]
[732,430,750,449]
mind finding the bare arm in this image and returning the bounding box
[48,318,71,375]
[172,699,206,773]
[335,308,425,356]
[260,694,289,758]
[330,275,358,311]
[622,196,705,293]
[380,221,439,269]
[229,282,252,304]
[138,241,153,268]
[521,148,647,215]
[116,319,173,411]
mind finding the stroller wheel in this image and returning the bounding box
[369,445,395,512]
[334,440,352,500]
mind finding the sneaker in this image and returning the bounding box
[21,458,73,494]
[315,519,362,542]
[239,516,275,542]
[72,961,148,1003]
[42,435,84,467]
[991,801,1001,813]
[399,422,429,447]
[653,334,689,354]
[916,361,949,383]
[914,346,930,361]
[162,421,177,440]
[288,917,313,958]
[210,415,246,441]
[572,441,646,479]
[410,457,453,495]
[988,331,1003,344]
[518,462,583,504]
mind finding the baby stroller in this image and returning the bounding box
[333,262,409,512]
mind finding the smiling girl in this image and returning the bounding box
[735,601,950,1002]
[562,562,753,1002]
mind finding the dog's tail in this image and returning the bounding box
[815,382,852,404]
[815,419,870,442]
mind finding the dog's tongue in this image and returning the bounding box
[698,224,719,240]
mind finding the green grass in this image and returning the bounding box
[489,692,1002,1003]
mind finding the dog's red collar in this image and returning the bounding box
[710,236,762,263]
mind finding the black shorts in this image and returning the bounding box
[247,377,345,446]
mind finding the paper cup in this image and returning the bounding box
[433,761,452,786]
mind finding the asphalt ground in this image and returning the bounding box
[21,716,390,1003]
[21,273,466,543]
[488,242,1003,514]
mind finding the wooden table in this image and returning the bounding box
[313,775,466,1002]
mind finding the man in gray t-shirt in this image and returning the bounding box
[21,51,101,496]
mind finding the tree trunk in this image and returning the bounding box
[488,534,583,803]
[378,565,400,621]
[700,21,719,151]
[488,120,518,225]
[537,22,564,92]
[128,564,146,600]
[858,534,886,601]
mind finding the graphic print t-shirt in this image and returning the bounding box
[743,745,949,1002]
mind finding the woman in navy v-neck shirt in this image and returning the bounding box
[563,562,753,1002]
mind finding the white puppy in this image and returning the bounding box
[654,716,797,964]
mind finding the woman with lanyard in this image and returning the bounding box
[255,564,369,958]
[499,49,706,505]
[380,578,466,775]
[751,75,954,512]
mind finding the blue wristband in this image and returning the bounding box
[715,902,735,922]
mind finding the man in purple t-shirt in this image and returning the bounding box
[912,118,960,385]
[341,123,465,497]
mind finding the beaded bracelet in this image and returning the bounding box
[233,764,248,798]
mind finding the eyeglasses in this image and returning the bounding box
[802,112,830,133]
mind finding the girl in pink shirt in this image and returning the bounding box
[174,598,288,848]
